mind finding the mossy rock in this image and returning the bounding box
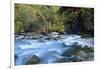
[70,42,82,55]
[70,51,87,62]
[82,45,94,53]
[25,55,40,65]
[61,42,82,57]
[86,52,94,61]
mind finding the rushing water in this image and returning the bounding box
[15,34,94,65]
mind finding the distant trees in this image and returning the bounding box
[15,4,94,36]
[59,7,94,36]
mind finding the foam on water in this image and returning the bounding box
[15,34,94,65]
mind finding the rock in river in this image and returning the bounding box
[70,51,87,62]
[76,50,87,61]
[25,55,40,65]
[86,52,94,61]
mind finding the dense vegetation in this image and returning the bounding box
[15,4,94,36]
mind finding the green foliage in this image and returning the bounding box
[59,7,94,36]
[15,4,64,33]
[15,4,94,36]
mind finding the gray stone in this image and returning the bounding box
[86,52,94,61]
[77,51,87,58]
[25,55,40,65]
[70,51,87,62]
[76,50,87,61]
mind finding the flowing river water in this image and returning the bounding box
[15,34,94,65]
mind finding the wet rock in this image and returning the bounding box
[77,51,87,57]
[86,52,94,61]
[44,37,51,40]
[25,55,40,65]
[82,45,94,53]
[59,32,65,35]
[89,47,94,52]
[70,51,87,62]
[70,55,82,62]
[76,50,87,61]
[14,54,18,64]
[72,42,79,45]
[40,32,48,36]
[69,55,75,62]
[15,54,18,59]
[61,49,73,57]
[71,42,81,48]
[61,43,80,57]
[58,57,70,63]
[62,43,68,47]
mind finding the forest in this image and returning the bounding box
[15,4,94,37]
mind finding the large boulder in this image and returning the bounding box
[76,50,87,61]
[25,55,40,65]
[61,42,81,56]
[82,45,93,52]
[70,51,87,62]
[86,52,94,61]
[61,42,94,62]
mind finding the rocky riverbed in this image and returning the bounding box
[14,34,94,65]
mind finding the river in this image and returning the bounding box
[15,34,94,65]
